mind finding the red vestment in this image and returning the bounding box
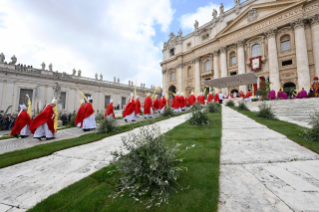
[144,96,153,115]
[75,104,85,127]
[227,94,233,99]
[171,96,180,109]
[105,103,115,119]
[153,98,160,110]
[214,94,220,103]
[244,91,251,99]
[159,97,166,109]
[135,98,141,114]
[184,97,188,107]
[179,96,185,108]
[30,105,55,134]
[199,95,205,105]
[188,95,196,106]
[11,110,32,136]
[84,102,94,119]
[123,98,135,117]
[239,91,244,98]
[207,94,213,103]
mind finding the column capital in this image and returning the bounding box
[192,57,200,64]
[213,50,219,55]
[290,18,306,30]
[220,46,227,53]
[310,14,319,27]
[235,40,245,47]
[264,28,277,38]
[176,63,184,68]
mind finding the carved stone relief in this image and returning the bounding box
[247,9,258,23]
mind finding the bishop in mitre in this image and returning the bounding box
[11,104,32,138]
[82,96,96,131]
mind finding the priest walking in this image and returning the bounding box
[75,99,85,127]
[105,99,115,120]
[11,104,32,138]
[135,96,141,118]
[144,93,154,119]
[82,97,96,131]
[159,93,166,113]
[123,93,136,122]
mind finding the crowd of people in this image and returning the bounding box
[0,113,16,131]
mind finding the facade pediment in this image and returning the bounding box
[217,0,299,37]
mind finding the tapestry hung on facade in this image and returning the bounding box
[250,56,262,71]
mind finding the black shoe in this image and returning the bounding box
[13,134,19,138]
[35,137,42,141]
[144,117,147,119]
[46,137,55,140]
[124,119,128,123]
[132,120,136,122]
[83,129,90,132]
[21,135,28,138]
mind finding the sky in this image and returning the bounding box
[0,0,235,88]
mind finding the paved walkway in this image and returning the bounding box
[0,113,190,211]
[0,112,168,155]
[218,106,319,212]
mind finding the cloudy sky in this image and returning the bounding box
[0,0,234,88]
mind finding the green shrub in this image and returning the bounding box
[189,108,212,126]
[192,102,201,110]
[225,100,235,107]
[301,111,319,142]
[256,102,277,120]
[237,101,250,111]
[256,89,263,96]
[109,126,194,209]
[95,112,104,123]
[161,106,175,117]
[206,103,219,113]
[69,113,76,127]
[97,118,119,134]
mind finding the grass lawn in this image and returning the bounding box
[230,106,319,154]
[0,110,191,169]
[28,110,222,212]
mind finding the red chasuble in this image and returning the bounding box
[30,105,55,134]
[188,95,196,106]
[135,98,141,114]
[227,94,233,99]
[75,104,85,127]
[159,97,166,109]
[179,96,185,108]
[105,103,115,119]
[239,91,244,98]
[184,97,188,107]
[11,110,32,136]
[171,96,180,109]
[144,96,153,115]
[244,91,251,99]
[214,94,220,103]
[153,98,160,110]
[207,94,213,103]
[199,95,205,105]
[84,102,94,119]
[123,98,135,117]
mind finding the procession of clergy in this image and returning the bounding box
[10,76,319,140]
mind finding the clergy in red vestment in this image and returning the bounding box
[207,93,213,103]
[188,92,196,108]
[75,100,86,127]
[135,96,142,118]
[11,104,32,138]
[198,92,205,106]
[214,93,220,103]
[30,98,57,141]
[144,93,154,119]
[82,96,96,131]
[105,99,115,120]
[180,93,186,111]
[153,95,160,113]
[184,96,188,108]
[244,91,252,102]
[159,93,167,113]
[239,91,244,98]
[227,94,233,99]
[171,92,181,112]
[123,93,136,122]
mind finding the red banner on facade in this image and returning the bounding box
[250,56,262,71]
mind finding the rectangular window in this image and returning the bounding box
[59,92,66,109]
[281,40,291,52]
[230,72,237,76]
[169,48,175,56]
[19,89,33,106]
[105,95,111,108]
[282,60,293,66]
[121,97,126,110]
[231,56,236,65]
[170,72,175,81]
[202,34,209,41]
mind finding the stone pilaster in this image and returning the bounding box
[213,50,220,93]
[193,57,201,93]
[220,47,228,94]
[176,63,184,94]
[291,18,311,91]
[162,69,167,93]
[264,28,280,92]
[310,14,319,77]
[235,40,247,93]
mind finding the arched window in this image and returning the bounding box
[170,72,175,81]
[280,35,291,52]
[205,60,211,71]
[187,66,192,77]
[251,44,261,58]
[230,52,236,65]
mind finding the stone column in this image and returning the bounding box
[213,50,220,93]
[264,28,280,92]
[176,63,183,93]
[220,47,228,94]
[291,18,311,91]
[193,58,201,93]
[236,40,247,93]
[311,14,319,77]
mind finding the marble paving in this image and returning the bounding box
[0,113,190,211]
[218,106,319,212]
